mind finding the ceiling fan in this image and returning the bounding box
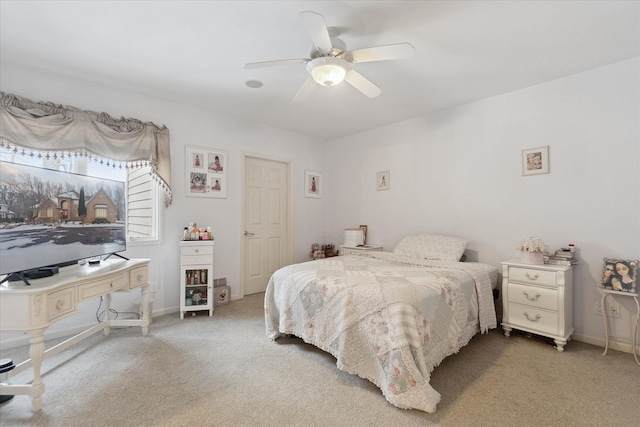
[243,11,415,101]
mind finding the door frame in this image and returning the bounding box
[240,151,294,298]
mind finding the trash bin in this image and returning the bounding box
[133,299,154,324]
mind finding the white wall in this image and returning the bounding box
[325,58,639,348]
[1,58,638,351]
[0,61,328,343]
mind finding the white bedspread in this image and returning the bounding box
[264,252,498,412]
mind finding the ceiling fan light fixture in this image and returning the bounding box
[307,57,348,87]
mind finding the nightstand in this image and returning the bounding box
[339,245,383,256]
[501,260,574,352]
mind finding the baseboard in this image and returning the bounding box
[572,333,639,355]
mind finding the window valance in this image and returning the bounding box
[0,91,172,205]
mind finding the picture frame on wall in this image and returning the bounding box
[376,170,390,190]
[600,258,638,293]
[186,145,228,198]
[522,146,550,176]
[304,170,322,198]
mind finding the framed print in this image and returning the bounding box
[600,258,638,293]
[305,170,322,198]
[522,146,549,176]
[186,145,228,198]
[359,225,368,245]
[376,171,390,191]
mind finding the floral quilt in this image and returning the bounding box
[264,251,498,413]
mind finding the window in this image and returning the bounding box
[0,149,161,244]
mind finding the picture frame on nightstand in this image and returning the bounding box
[599,258,638,293]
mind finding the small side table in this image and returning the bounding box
[600,289,640,365]
[339,245,383,256]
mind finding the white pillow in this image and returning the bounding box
[393,233,468,262]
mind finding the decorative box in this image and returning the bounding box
[213,285,231,306]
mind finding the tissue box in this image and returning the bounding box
[214,285,231,306]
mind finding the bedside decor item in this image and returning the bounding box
[344,228,364,247]
[359,225,368,244]
[522,146,549,176]
[186,145,228,198]
[376,170,390,190]
[516,237,548,265]
[599,258,638,293]
[304,170,322,198]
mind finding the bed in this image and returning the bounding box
[264,234,498,413]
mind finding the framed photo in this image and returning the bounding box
[186,145,227,198]
[376,171,390,191]
[522,146,550,176]
[305,170,322,198]
[359,225,368,245]
[600,258,638,293]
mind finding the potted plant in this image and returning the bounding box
[516,237,548,264]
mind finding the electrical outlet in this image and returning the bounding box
[608,302,621,318]
[594,301,604,316]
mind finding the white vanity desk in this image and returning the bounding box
[0,258,151,412]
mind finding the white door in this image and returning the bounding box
[242,156,291,295]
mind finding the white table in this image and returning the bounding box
[0,258,151,411]
[600,289,640,365]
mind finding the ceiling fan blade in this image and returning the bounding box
[344,43,415,63]
[243,58,309,69]
[293,76,317,102]
[344,70,382,98]
[300,11,332,54]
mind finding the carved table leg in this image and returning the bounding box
[103,293,111,336]
[140,285,150,336]
[29,329,46,412]
[503,325,512,337]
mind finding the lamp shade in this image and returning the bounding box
[307,57,349,87]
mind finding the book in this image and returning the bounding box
[547,257,577,266]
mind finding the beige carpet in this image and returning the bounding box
[0,293,638,427]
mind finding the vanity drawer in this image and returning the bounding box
[507,302,558,335]
[181,245,214,257]
[47,287,76,322]
[507,282,558,311]
[78,273,128,301]
[129,266,148,289]
[509,267,557,287]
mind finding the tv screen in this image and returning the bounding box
[0,160,126,278]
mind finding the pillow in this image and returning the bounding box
[393,233,468,262]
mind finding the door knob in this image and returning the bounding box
[244,231,255,236]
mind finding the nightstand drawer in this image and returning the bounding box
[508,282,558,311]
[509,267,557,287]
[507,302,558,335]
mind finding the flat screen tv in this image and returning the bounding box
[0,160,126,284]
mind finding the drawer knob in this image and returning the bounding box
[137,274,143,281]
[195,249,199,253]
[523,312,541,322]
[523,291,541,301]
[56,299,65,309]
[525,272,539,280]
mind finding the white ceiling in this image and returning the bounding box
[1,1,638,140]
